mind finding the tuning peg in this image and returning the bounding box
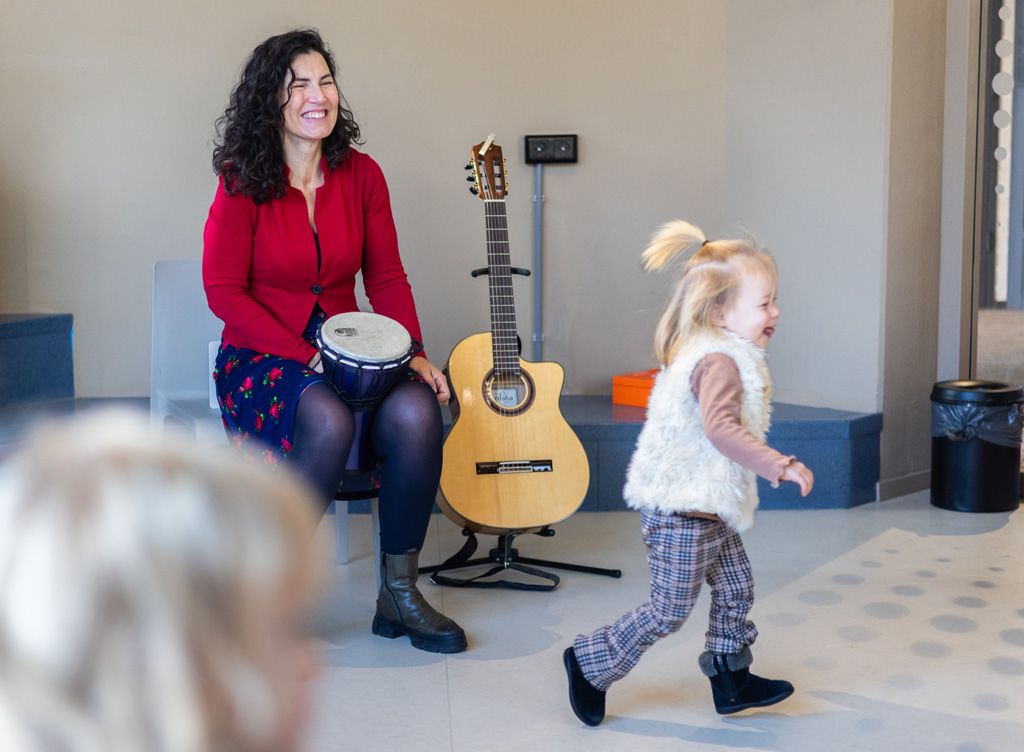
[466,176,475,182]
[469,187,478,195]
[464,163,473,170]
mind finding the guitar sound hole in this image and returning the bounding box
[483,370,535,415]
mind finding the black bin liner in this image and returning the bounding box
[930,380,1023,513]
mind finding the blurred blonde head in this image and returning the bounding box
[0,410,321,752]
[642,220,777,365]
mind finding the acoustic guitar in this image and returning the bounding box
[439,137,590,534]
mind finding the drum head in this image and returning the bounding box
[319,312,412,363]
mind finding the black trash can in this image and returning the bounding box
[930,380,1023,512]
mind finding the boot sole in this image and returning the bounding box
[372,615,468,654]
[715,685,794,715]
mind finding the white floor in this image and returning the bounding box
[305,493,1023,752]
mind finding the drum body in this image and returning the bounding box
[315,312,416,471]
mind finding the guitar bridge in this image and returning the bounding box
[476,460,553,475]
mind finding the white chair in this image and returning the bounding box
[150,260,226,446]
[150,260,377,569]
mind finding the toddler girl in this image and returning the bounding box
[564,221,814,725]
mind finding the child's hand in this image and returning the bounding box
[781,460,814,497]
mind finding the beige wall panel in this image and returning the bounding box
[880,0,947,493]
[0,0,726,396]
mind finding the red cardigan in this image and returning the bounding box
[202,150,425,365]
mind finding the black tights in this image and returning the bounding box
[289,380,443,555]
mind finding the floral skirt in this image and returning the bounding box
[213,310,327,465]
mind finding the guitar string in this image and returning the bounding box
[486,200,509,466]
[485,198,510,509]
[485,198,523,473]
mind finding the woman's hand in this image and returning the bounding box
[781,459,814,497]
[409,356,451,406]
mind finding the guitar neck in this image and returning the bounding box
[484,199,520,376]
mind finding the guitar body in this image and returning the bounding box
[440,332,589,534]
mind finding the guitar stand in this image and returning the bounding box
[420,527,622,592]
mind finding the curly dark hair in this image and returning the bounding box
[212,28,363,204]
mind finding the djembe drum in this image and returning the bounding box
[314,311,417,472]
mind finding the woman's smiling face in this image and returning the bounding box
[280,52,339,148]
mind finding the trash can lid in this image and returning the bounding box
[930,380,1024,405]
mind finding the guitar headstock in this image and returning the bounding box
[466,134,508,200]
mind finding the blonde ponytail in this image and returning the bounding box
[641,220,706,272]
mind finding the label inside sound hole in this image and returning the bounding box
[483,369,536,415]
[476,460,553,474]
[492,386,519,408]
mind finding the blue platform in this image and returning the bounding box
[558,396,882,511]
[0,390,882,512]
[0,314,74,408]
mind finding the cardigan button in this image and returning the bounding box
[310,285,323,295]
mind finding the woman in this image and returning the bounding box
[203,28,465,654]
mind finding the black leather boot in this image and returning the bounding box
[700,649,793,715]
[563,646,606,726]
[372,550,467,654]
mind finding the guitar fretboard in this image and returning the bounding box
[484,200,520,378]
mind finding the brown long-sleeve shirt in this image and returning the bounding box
[690,353,793,485]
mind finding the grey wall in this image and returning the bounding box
[0,0,955,494]
[723,0,895,414]
[0,0,728,397]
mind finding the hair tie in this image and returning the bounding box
[701,239,710,247]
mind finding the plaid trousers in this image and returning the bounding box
[573,511,758,690]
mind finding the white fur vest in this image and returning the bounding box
[623,329,772,531]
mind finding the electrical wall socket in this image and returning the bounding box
[524,134,578,164]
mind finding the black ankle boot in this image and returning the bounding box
[563,647,606,726]
[372,550,467,654]
[700,650,793,715]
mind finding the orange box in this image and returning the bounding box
[611,368,659,408]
